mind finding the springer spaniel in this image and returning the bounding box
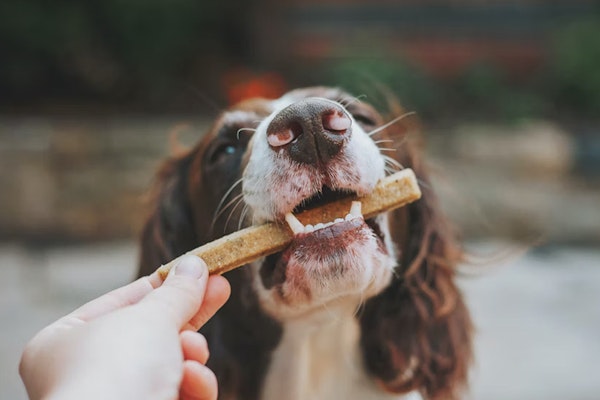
[137,87,473,400]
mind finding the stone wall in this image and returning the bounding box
[427,121,600,244]
[0,117,207,242]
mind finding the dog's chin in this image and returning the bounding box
[254,215,396,320]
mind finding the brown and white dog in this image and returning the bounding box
[137,87,472,400]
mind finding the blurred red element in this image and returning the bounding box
[223,69,287,105]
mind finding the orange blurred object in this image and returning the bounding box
[223,69,287,105]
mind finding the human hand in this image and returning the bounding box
[19,255,230,400]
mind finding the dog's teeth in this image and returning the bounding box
[350,201,362,217]
[285,213,305,235]
[288,202,364,236]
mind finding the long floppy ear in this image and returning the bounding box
[137,151,198,278]
[359,107,473,400]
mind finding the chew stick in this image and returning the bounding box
[156,168,421,279]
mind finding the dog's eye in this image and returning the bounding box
[209,142,237,164]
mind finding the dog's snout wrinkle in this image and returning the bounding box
[266,98,352,165]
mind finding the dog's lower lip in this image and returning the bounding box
[293,216,365,242]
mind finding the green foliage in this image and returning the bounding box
[0,0,225,100]
[550,17,600,114]
[456,63,546,121]
[458,64,505,105]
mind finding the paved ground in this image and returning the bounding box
[2,241,599,400]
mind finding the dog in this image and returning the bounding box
[137,87,472,400]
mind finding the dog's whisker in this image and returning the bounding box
[237,127,256,140]
[238,204,250,230]
[338,94,366,108]
[368,111,417,137]
[220,177,243,197]
[218,192,245,217]
[378,147,397,152]
[383,155,405,170]
[224,196,247,233]
[212,178,244,228]
[212,192,245,232]
[380,150,405,178]
[384,164,404,176]
[215,178,244,211]
[384,166,399,176]
[384,163,401,172]
[373,139,394,145]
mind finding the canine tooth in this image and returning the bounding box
[350,201,362,217]
[345,213,354,221]
[305,224,315,233]
[285,213,305,235]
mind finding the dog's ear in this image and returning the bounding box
[137,152,198,277]
[359,108,473,400]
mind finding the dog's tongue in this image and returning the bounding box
[285,201,363,235]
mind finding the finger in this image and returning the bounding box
[136,255,209,328]
[147,270,163,288]
[179,360,218,400]
[68,276,156,322]
[183,275,231,332]
[181,331,210,365]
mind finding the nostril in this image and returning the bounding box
[267,129,293,147]
[267,121,303,147]
[322,111,351,133]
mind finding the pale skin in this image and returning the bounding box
[19,255,231,400]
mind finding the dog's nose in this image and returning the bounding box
[266,98,352,164]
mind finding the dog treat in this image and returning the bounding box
[157,168,421,279]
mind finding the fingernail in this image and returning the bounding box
[173,255,206,279]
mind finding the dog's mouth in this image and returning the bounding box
[283,186,368,236]
[278,185,387,268]
[285,199,364,236]
[279,180,388,248]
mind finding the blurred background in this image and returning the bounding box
[1,1,599,399]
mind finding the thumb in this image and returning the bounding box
[137,255,209,328]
